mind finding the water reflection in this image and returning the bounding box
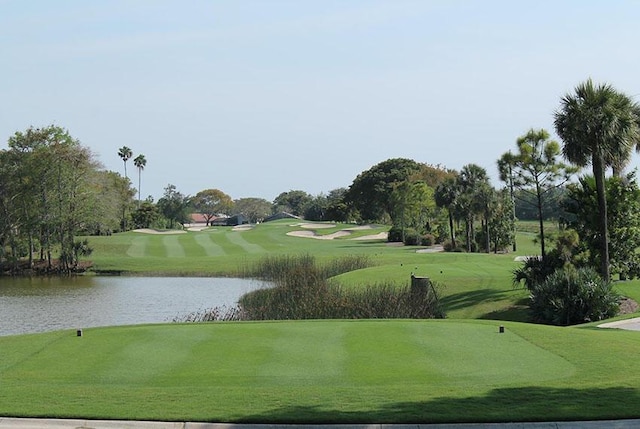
[0,276,267,336]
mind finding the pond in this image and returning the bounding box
[0,276,268,336]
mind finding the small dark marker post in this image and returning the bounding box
[77,329,83,337]
[499,325,505,334]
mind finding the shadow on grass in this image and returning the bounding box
[237,386,640,424]
[480,297,531,323]
[441,289,510,312]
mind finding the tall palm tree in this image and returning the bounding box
[133,154,147,206]
[554,79,640,279]
[434,176,459,249]
[117,146,133,179]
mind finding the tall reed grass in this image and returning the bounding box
[176,254,444,322]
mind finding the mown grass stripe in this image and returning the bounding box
[225,231,265,254]
[193,233,226,257]
[163,235,186,258]
[126,236,148,258]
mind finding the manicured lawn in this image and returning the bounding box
[1,320,640,423]
[3,220,639,423]
[86,221,537,320]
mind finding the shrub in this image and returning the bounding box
[529,266,619,326]
[233,254,446,321]
[442,239,463,252]
[403,228,420,246]
[387,226,404,242]
[420,234,435,246]
[513,256,562,291]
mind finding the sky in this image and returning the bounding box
[2,1,640,202]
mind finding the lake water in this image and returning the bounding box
[0,276,269,336]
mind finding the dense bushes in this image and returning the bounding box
[180,254,445,322]
[528,266,619,325]
[388,226,437,247]
[514,251,620,326]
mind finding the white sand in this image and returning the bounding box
[286,224,387,241]
[133,228,187,235]
[287,230,351,240]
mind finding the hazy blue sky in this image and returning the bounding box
[2,1,640,201]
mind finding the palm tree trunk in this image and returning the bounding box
[448,209,456,248]
[593,154,610,280]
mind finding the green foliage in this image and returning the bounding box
[192,188,233,225]
[389,180,436,232]
[420,233,435,246]
[233,197,272,223]
[272,189,312,216]
[487,189,516,253]
[131,201,160,229]
[498,129,576,257]
[0,125,115,273]
[344,158,423,222]
[238,254,444,320]
[564,173,640,280]
[513,256,563,291]
[156,184,191,229]
[387,225,404,242]
[529,266,619,325]
[555,78,640,279]
[402,228,420,245]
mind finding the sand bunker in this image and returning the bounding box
[133,228,187,235]
[286,225,387,241]
[293,223,336,229]
[287,230,351,240]
[232,224,254,231]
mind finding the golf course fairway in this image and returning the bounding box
[1,319,640,423]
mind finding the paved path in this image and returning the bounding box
[1,419,640,429]
[599,317,640,331]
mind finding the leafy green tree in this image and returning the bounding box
[272,190,312,217]
[324,188,350,222]
[303,194,328,221]
[555,79,640,279]
[133,154,146,206]
[233,197,272,223]
[157,184,191,229]
[499,128,576,257]
[192,189,233,225]
[414,163,457,188]
[390,180,435,238]
[564,173,640,280]
[89,170,135,234]
[487,189,516,253]
[497,151,517,251]
[131,201,161,229]
[5,125,102,272]
[344,158,422,222]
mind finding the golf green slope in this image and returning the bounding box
[1,319,640,423]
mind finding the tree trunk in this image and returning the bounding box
[448,209,456,249]
[509,175,516,252]
[593,154,610,280]
[536,182,546,258]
